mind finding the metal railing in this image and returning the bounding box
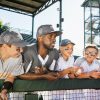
[1,79,100,100]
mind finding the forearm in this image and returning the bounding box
[3,75,14,90]
[5,75,15,83]
[95,75,100,78]
[68,73,76,78]
[58,68,71,78]
[18,72,59,81]
[0,76,14,99]
[76,73,90,78]
[18,73,44,80]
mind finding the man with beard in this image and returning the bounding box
[19,24,79,80]
[19,24,62,80]
[18,25,80,100]
[14,24,62,100]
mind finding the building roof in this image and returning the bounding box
[0,0,59,16]
[82,0,100,8]
[21,33,36,44]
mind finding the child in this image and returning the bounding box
[74,44,100,78]
[56,39,75,78]
[0,30,28,99]
[74,44,100,100]
[52,39,79,100]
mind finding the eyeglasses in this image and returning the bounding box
[85,51,97,57]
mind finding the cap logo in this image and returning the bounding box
[38,28,43,35]
[3,35,10,43]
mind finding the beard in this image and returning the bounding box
[43,43,54,50]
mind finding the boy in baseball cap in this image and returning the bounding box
[0,30,28,99]
[0,30,28,47]
[18,24,62,100]
[52,39,80,100]
[55,39,77,78]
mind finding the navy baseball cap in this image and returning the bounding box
[36,24,62,37]
[60,39,75,46]
[0,30,29,47]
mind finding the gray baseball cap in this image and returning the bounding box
[36,24,62,37]
[0,30,29,47]
[60,39,75,46]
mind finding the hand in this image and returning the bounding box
[90,71,100,79]
[70,66,79,74]
[0,89,8,100]
[34,67,48,74]
[68,73,76,79]
[48,72,60,77]
[43,72,59,81]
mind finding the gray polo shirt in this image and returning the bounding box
[0,55,24,79]
[23,44,59,73]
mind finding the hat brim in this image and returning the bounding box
[61,42,75,46]
[49,31,62,36]
[0,37,6,44]
[12,40,29,47]
[69,42,75,45]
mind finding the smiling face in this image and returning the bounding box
[60,43,74,59]
[84,47,98,64]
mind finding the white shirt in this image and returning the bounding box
[0,55,24,79]
[74,57,100,72]
[56,55,74,78]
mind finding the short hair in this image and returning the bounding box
[85,45,98,53]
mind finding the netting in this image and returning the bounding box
[8,89,100,100]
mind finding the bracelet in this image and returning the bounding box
[1,81,13,91]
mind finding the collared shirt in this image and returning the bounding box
[0,55,24,79]
[55,55,74,78]
[74,57,100,72]
[23,44,59,73]
[56,56,74,71]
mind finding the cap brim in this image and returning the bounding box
[70,42,75,45]
[12,40,29,47]
[61,42,75,46]
[49,31,62,36]
[0,37,6,44]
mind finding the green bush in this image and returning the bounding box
[0,21,10,34]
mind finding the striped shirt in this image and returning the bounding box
[0,55,24,79]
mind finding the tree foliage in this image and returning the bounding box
[0,21,10,35]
